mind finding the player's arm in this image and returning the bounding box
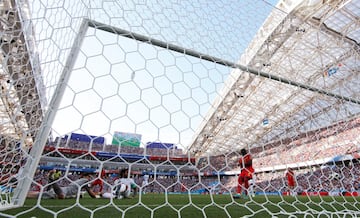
[238,158,243,167]
[26,191,40,198]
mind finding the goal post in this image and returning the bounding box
[11,18,89,207]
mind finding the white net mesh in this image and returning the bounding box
[1,0,360,217]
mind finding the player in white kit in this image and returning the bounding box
[113,168,137,199]
[141,173,149,194]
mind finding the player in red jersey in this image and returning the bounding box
[285,168,296,196]
[91,168,106,194]
[235,148,254,198]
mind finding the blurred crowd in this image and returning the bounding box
[2,117,360,196]
[28,161,360,195]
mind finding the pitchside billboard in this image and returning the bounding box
[112,131,142,147]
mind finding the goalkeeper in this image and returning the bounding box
[46,169,62,191]
[27,173,97,199]
[49,169,62,181]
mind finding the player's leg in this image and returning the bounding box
[237,173,244,194]
[52,182,65,199]
[243,176,249,195]
[248,179,255,197]
[46,172,55,191]
[42,190,59,199]
[131,183,137,197]
[99,181,104,193]
[116,184,124,199]
[287,179,294,196]
[123,185,132,198]
[26,191,41,198]
[96,180,104,193]
[115,185,122,199]
[27,190,57,199]
[141,181,147,194]
[289,182,296,196]
[234,174,244,198]
[115,183,127,199]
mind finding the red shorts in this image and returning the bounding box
[92,178,103,186]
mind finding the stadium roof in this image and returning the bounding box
[188,0,360,157]
[0,0,359,156]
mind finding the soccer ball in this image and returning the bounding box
[101,192,113,199]
[119,183,127,193]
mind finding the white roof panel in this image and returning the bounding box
[188,0,360,157]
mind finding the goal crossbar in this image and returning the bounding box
[88,19,360,106]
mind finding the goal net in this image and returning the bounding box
[1,0,359,217]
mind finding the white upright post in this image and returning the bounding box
[12,19,89,206]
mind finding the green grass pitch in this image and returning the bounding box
[1,194,359,218]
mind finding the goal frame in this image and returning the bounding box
[8,19,89,209]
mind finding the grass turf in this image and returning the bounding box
[1,194,359,218]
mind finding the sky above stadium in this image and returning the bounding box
[31,0,279,148]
